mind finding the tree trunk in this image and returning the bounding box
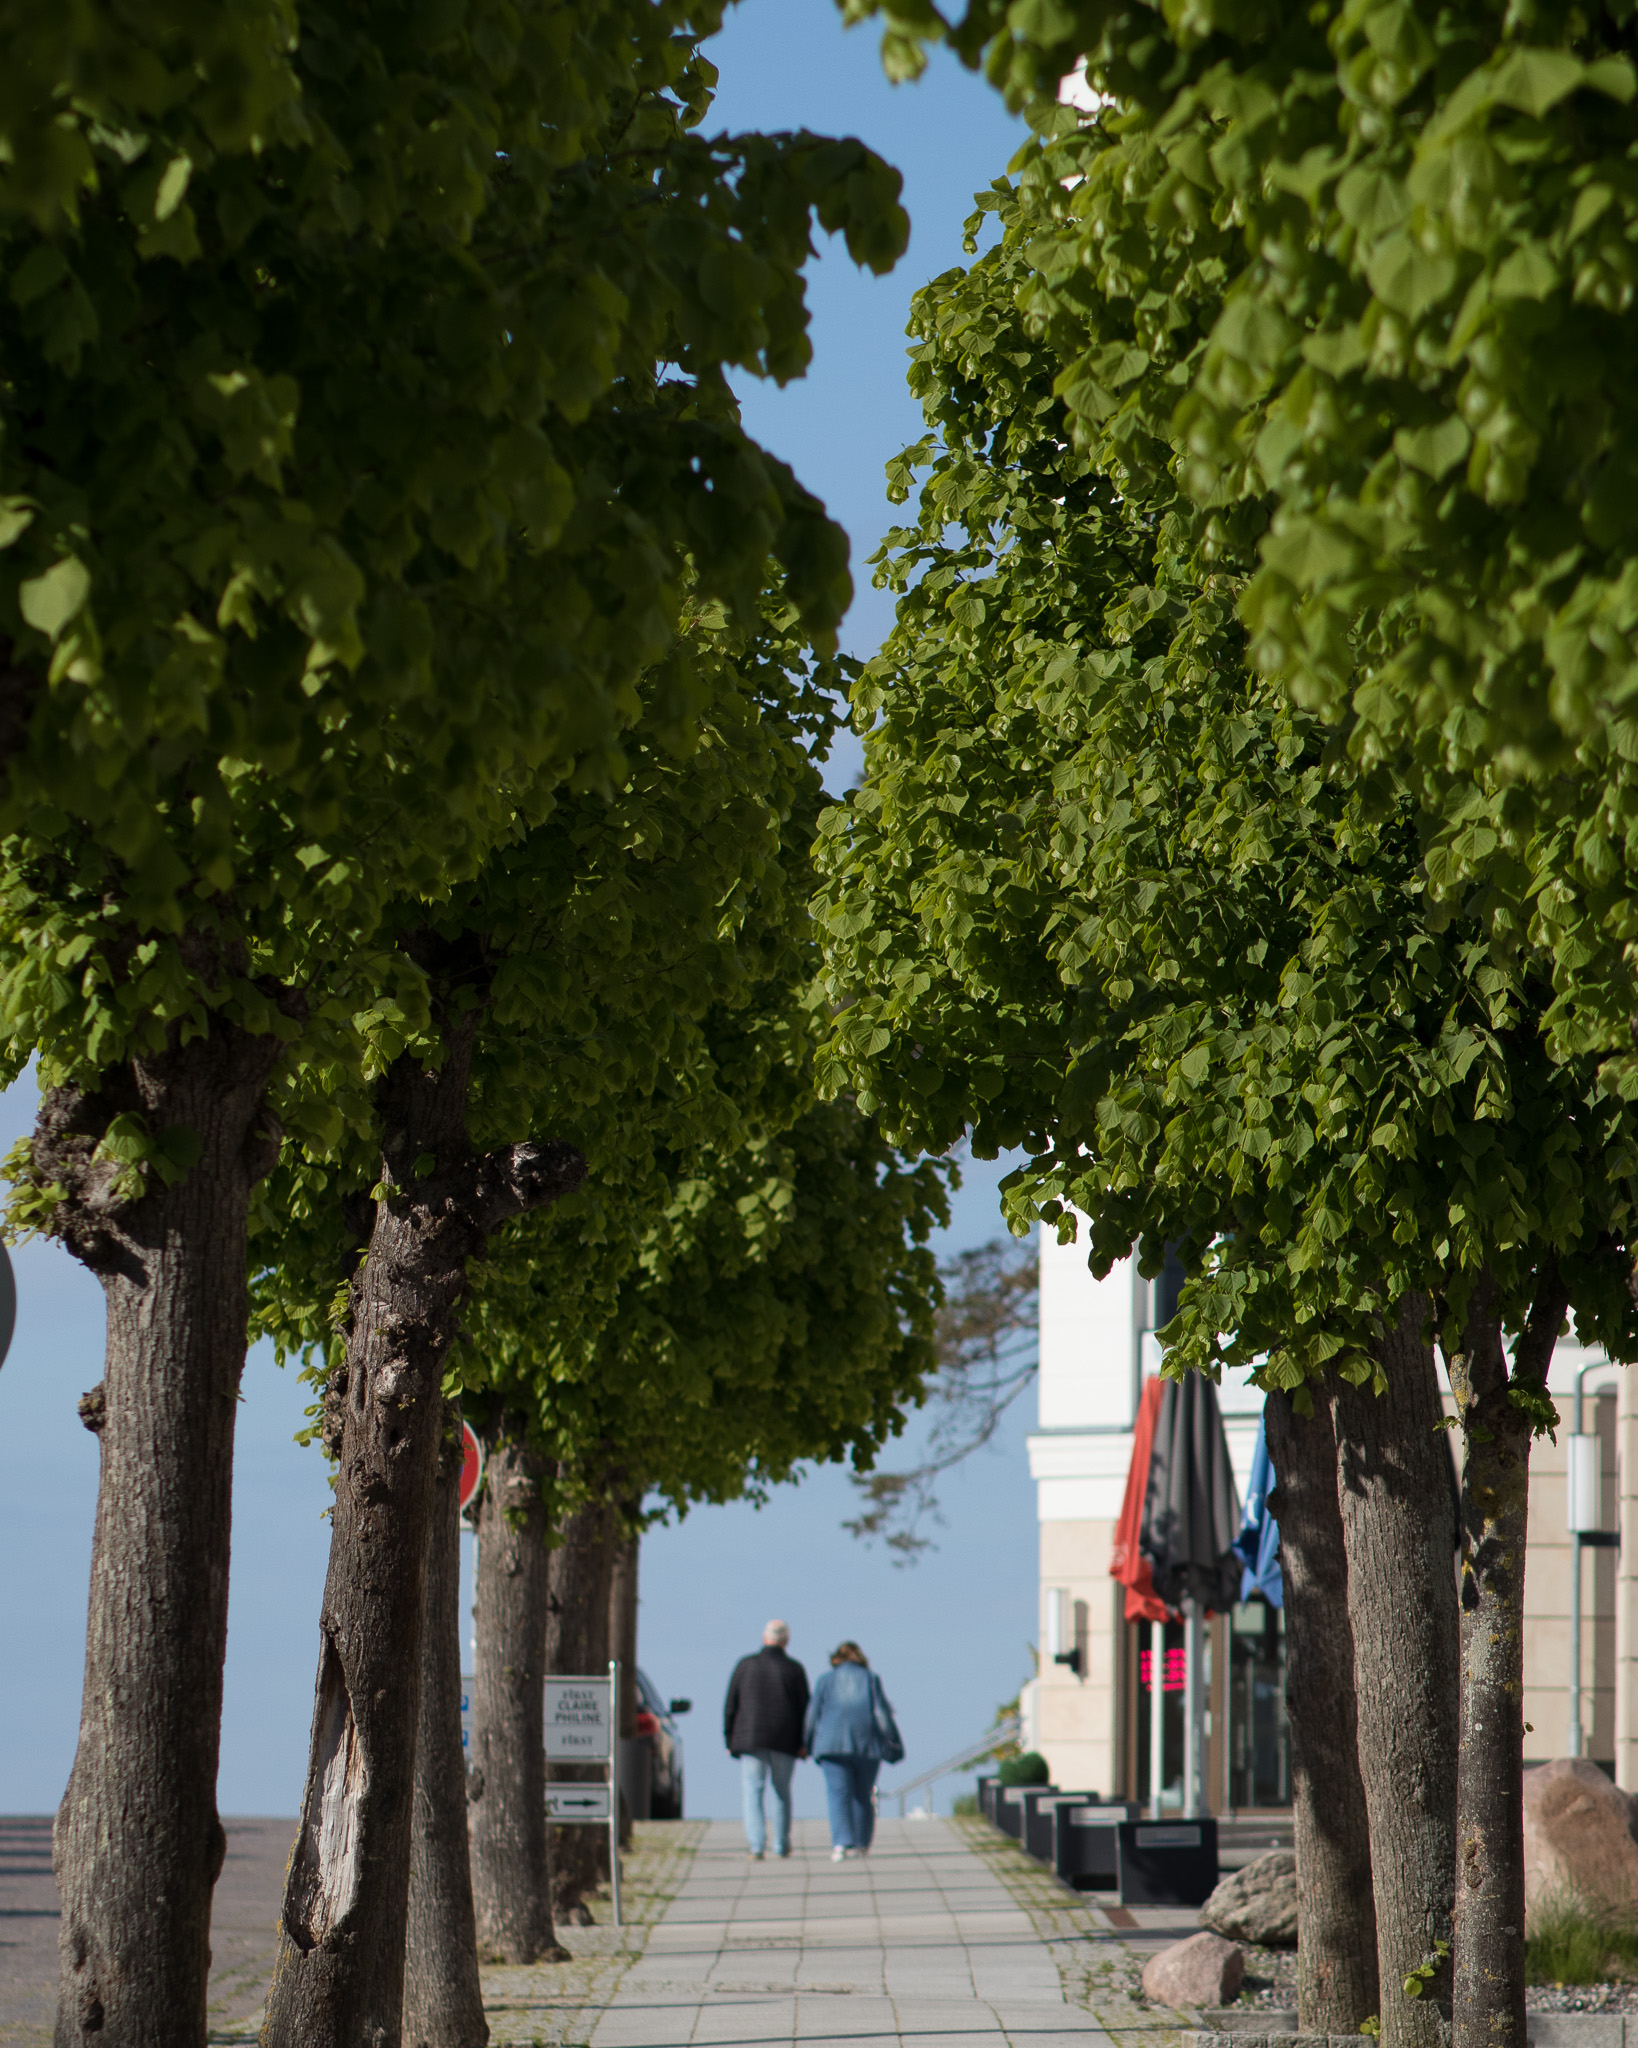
[1448,1267,1566,2048]
[468,1427,565,1964]
[546,1495,617,1922]
[1263,1387,1378,2033]
[41,1030,284,2048]
[610,1520,640,1844]
[404,1402,490,2048]
[1331,1293,1459,2048]
[263,1021,582,2048]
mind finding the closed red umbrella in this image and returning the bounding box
[1109,1376,1171,1625]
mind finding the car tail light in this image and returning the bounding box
[634,1711,659,1737]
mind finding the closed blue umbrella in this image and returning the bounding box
[1235,1413,1284,1608]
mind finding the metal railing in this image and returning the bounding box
[883,1716,1022,1816]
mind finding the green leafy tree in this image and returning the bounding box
[0,6,912,2035]
[452,1085,947,1958]
[810,166,1638,2046]
[248,588,945,2024]
[472,1092,947,1512]
[832,8,1638,2038]
[244,591,862,2039]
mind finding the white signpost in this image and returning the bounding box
[543,1664,621,1926]
[543,1676,612,1760]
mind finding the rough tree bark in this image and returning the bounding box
[610,1518,640,1842]
[1447,1266,1567,2048]
[1331,1292,1459,2048]
[404,1401,490,2048]
[1263,1387,1378,2033]
[262,1016,582,2048]
[468,1427,565,1964]
[546,1495,618,1922]
[42,1026,284,2048]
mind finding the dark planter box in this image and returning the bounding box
[1023,1791,1095,1863]
[977,1775,1000,1828]
[1054,1802,1138,1889]
[1116,1817,1219,1907]
[996,1784,1049,1840]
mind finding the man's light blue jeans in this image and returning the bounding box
[739,1748,796,1856]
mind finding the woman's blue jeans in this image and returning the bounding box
[818,1755,879,1850]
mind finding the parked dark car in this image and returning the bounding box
[635,1668,690,1819]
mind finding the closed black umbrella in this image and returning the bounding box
[1139,1374,1243,1818]
[1140,1373,1243,1611]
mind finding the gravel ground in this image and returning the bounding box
[1222,1948,1638,2016]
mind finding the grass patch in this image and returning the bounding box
[1527,1892,1638,1984]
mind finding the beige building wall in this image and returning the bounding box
[1025,1221,1266,1797]
[1031,1519,1121,1798]
[1027,1237,1634,1801]
[1519,1388,1617,1764]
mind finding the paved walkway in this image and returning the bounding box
[1,1812,1199,2048]
[590,1819,1183,2048]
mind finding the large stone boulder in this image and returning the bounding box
[1142,1931,1246,2010]
[1523,1758,1638,1916]
[1200,1850,1300,1948]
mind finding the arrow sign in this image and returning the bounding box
[459,1421,483,1513]
[547,1785,611,1822]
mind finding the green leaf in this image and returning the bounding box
[0,499,36,551]
[1492,242,1557,302]
[1394,416,1471,479]
[1488,48,1588,117]
[1259,519,1359,586]
[1365,235,1458,318]
[18,557,90,641]
[9,246,67,306]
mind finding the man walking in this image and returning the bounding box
[724,1620,809,1860]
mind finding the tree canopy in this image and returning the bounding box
[248,588,947,1524]
[808,93,1638,2043]
[811,155,1638,1391]
[838,0,1638,1090]
[0,0,910,1155]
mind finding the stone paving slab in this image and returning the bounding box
[0,1800,1233,2048]
[585,1818,1151,2048]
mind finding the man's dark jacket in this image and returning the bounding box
[723,1646,810,1757]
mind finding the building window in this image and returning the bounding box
[1228,1602,1288,1810]
[1125,1603,1289,1812]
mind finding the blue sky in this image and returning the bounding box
[642,0,1036,1827]
[0,1,1039,1822]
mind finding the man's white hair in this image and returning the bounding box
[763,1619,790,1647]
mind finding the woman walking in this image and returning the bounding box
[804,1641,903,1862]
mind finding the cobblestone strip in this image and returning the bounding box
[205,1821,707,2048]
[950,1817,1192,2048]
[480,1822,708,2048]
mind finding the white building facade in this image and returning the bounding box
[1023,1224,1636,1807]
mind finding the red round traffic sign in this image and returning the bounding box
[459,1421,484,1512]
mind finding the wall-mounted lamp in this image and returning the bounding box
[1045,1587,1082,1674]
